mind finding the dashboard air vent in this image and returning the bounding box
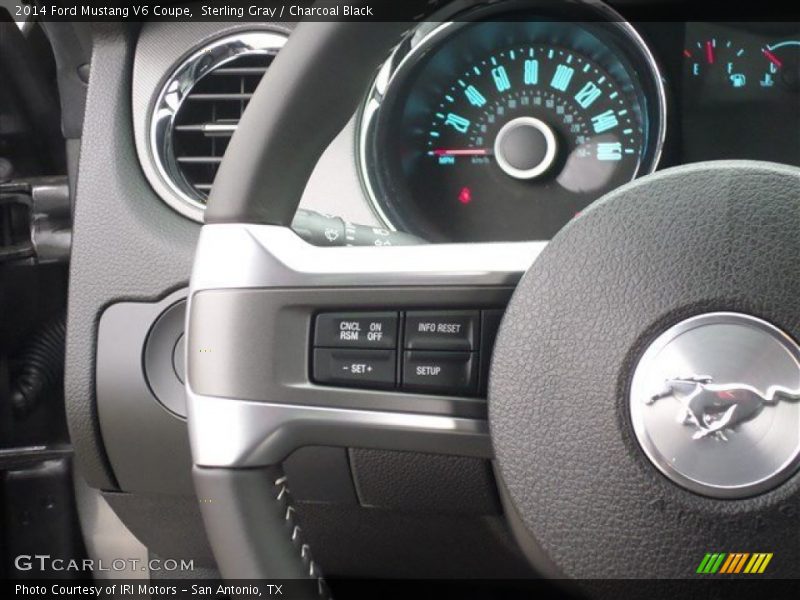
[149,31,287,221]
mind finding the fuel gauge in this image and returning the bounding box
[760,41,800,92]
[684,38,749,88]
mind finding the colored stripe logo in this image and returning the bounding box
[697,552,773,574]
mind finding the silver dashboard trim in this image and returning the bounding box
[188,394,492,467]
[189,223,544,291]
[493,116,559,180]
[186,224,542,467]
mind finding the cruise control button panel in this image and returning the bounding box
[311,309,502,397]
[402,351,476,394]
[312,348,396,389]
[314,312,398,349]
[404,310,478,351]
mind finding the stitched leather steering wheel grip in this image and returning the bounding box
[194,466,328,596]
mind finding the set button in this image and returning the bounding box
[312,348,396,389]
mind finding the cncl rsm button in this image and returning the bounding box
[314,312,398,349]
[404,310,478,351]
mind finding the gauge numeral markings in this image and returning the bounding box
[491,66,511,92]
[523,59,539,85]
[464,85,487,107]
[597,142,623,161]
[574,81,603,109]
[591,110,619,133]
[550,64,575,92]
[444,113,470,134]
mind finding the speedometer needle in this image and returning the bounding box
[431,148,493,156]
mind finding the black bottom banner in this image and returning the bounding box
[5,579,800,600]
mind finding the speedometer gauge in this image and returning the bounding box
[423,43,643,196]
[358,5,666,242]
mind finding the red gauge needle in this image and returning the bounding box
[432,148,493,156]
[705,41,715,64]
[762,48,783,69]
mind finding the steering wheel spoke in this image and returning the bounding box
[186,223,543,468]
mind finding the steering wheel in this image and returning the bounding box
[185,20,800,594]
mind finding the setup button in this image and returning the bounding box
[402,351,477,394]
[312,348,396,389]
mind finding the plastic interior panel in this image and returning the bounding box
[96,289,193,495]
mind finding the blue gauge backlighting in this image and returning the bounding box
[361,15,666,242]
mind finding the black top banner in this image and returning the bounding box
[4,0,800,23]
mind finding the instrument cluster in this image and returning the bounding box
[357,2,799,243]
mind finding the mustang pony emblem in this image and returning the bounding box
[647,376,800,441]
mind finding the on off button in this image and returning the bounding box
[314,312,398,349]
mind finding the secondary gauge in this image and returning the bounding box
[684,37,749,88]
[358,5,666,242]
[680,25,800,167]
[760,40,800,91]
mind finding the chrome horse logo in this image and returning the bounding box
[648,376,800,441]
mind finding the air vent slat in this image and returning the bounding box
[212,67,269,76]
[186,93,253,101]
[176,156,224,164]
[174,122,238,137]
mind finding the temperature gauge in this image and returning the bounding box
[760,41,800,91]
[685,38,748,88]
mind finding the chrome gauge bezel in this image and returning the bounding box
[147,31,288,223]
[357,1,668,236]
